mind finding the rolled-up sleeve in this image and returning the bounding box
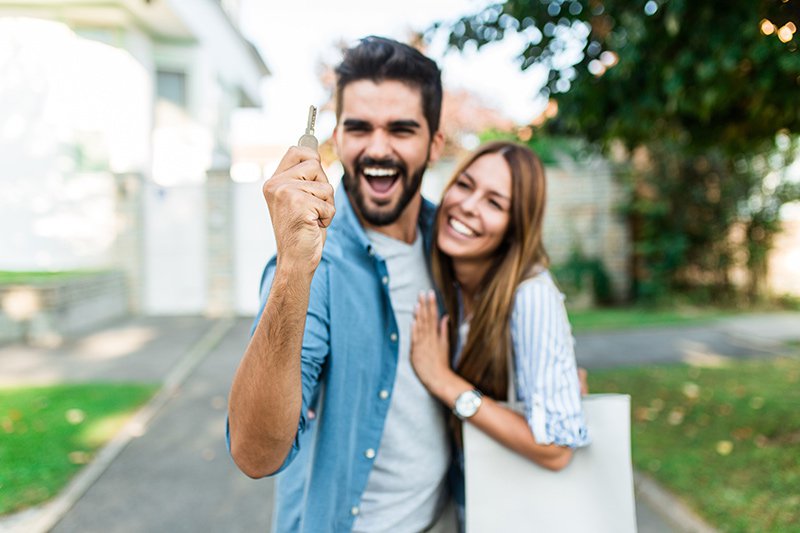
[511,276,590,448]
[226,256,331,475]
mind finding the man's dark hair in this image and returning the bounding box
[334,36,443,135]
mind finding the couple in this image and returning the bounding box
[227,36,589,532]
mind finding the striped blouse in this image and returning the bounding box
[457,270,590,448]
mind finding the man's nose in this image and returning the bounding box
[364,129,391,159]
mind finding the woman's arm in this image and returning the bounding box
[511,275,589,450]
[410,291,574,471]
[432,372,573,470]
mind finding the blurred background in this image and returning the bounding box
[1,0,798,330]
[1,1,798,532]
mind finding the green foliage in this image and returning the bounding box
[478,129,591,165]
[591,356,800,532]
[440,1,800,149]
[551,248,614,305]
[438,0,800,303]
[0,383,157,515]
[774,294,800,310]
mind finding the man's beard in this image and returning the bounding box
[342,153,428,227]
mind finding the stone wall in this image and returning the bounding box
[206,169,235,316]
[542,157,630,300]
[0,271,128,345]
[768,216,800,297]
[113,172,145,313]
[0,314,23,344]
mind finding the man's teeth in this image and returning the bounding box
[449,218,476,237]
[363,167,398,177]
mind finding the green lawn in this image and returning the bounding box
[590,355,800,532]
[567,307,736,332]
[0,383,157,515]
[0,270,109,285]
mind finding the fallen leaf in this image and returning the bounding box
[634,407,658,422]
[749,397,765,409]
[667,409,684,426]
[682,382,700,400]
[716,440,734,456]
[68,451,91,465]
[65,409,86,425]
[717,403,733,416]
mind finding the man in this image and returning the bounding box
[228,36,454,532]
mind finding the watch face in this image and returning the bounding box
[455,390,482,419]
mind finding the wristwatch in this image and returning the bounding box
[453,389,483,420]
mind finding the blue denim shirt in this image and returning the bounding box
[243,187,437,532]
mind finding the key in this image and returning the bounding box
[297,105,318,151]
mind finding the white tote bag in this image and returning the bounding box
[464,393,637,533]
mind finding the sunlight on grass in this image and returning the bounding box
[590,355,800,532]
[567,307,736,332]
[78,412,133,448]
[0,383,157,515]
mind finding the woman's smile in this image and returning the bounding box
[437,152,512,263]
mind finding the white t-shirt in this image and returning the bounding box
[353,229,451,533]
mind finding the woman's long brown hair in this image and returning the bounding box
[431,141,549,445]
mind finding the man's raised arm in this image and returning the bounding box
[228,146,334,478]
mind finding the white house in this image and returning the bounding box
[0,0,269,316]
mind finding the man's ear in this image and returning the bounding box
[428,130,445,164]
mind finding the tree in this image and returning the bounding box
[438,0,800,302]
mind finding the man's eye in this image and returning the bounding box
[345,126,368,132]
[391,127,414,135]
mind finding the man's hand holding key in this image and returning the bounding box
[229,105,334,478]
[263,105,335,277]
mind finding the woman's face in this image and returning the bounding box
[437,152,512,264]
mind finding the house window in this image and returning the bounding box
[156,70,187,108]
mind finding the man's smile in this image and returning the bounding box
[358,160,405,198]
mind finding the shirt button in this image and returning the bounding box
[351,506,360,516]
[382,276,389,285]
[364,448,376,459]
[390,333,398,342]
[368,247,375,256]
[379,390,389,400]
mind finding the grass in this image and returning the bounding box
[590,354,800,532]
[0,270,110,285]
[567,306,737,332]
[0,383,158,515]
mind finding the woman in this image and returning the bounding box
[410,141,589,517]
